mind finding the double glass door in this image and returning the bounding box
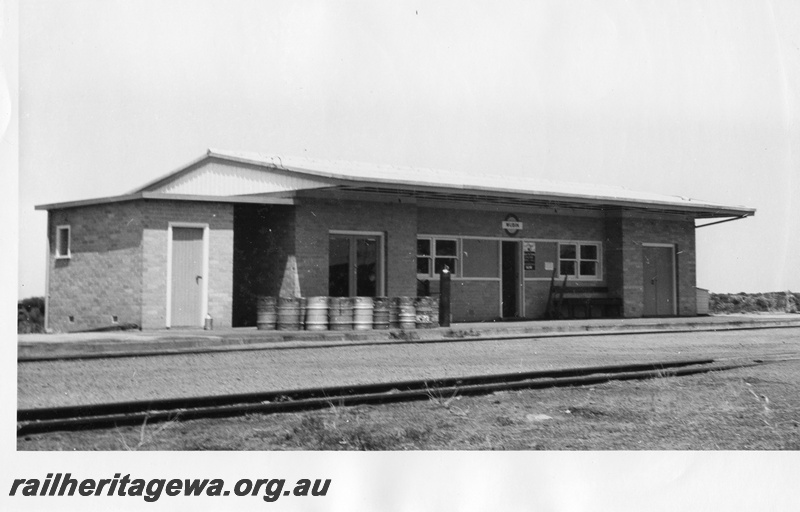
[329,233,383,297]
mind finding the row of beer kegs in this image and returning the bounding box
[256,296,441,331]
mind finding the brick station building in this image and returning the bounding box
[37,149,755,332]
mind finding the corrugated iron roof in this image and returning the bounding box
[201,149,755,217]
[38,148,755,218]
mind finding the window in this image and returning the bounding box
[559,242,600,279]
[559,243,577,276]
[56,225,71,259]
[417,238,431,275]
[417,237,459,277]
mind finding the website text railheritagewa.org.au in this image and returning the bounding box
[9,473,331,503]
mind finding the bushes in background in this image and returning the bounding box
[710,291,799,314]
[13,291,798,334]
[18,297,45,333]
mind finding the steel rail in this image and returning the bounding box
[18,358,758,436]
[19,358,714,422]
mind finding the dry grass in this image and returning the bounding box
[18,360,800,451]
[115,413,181,451]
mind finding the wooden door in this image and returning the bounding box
[171,227,204,326]
[643,245,675,316]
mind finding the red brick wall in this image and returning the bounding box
[46,202,144,332]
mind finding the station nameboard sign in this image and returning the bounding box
[502,214,523,236]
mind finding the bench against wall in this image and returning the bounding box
[546,275,623,320]
[556,287,622,319]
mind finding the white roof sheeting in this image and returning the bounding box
[198,149,754,217]
[38,148,755,218]
[155,159,329,196]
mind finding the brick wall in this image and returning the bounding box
[419,206,607,319]
[45,196,696,331]
[46,202,144,332]
[450,280,501,321]
[603,213,624,305]
[417,206,604,240]
[252,205,295,298]
[140,200,234,329]
[233,205,269,325]
[524,281,551,319]
[230,201,642,324]
[605,210,696,317]
[293,198,418,297]
[232,204,295,325]
[426,279,501,321]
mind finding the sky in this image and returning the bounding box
[11,0,800,299]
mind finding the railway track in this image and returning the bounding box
[18,357,770,436]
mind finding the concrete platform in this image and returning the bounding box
[18,314,800,361]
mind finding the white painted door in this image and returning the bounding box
[171,227,204,326]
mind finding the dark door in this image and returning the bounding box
[328,234,382,297]
[355,237,379,296]
[171,227,204,327]
[328,236,351,297]
[643,245,675,316]
[502,241,520,318]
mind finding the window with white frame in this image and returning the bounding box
[417,237,459,278]
[56,225,71,259]
[559,242,600,279]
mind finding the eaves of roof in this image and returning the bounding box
[203,149,755,219]
[38,148,756,220]
[34,192,295,211]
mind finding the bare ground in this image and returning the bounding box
[17,328,800,409]
[18,358,800,451]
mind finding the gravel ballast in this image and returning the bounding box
[18,328,800,409]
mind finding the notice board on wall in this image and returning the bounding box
[523,241,536,271]
[524,241,557,278]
